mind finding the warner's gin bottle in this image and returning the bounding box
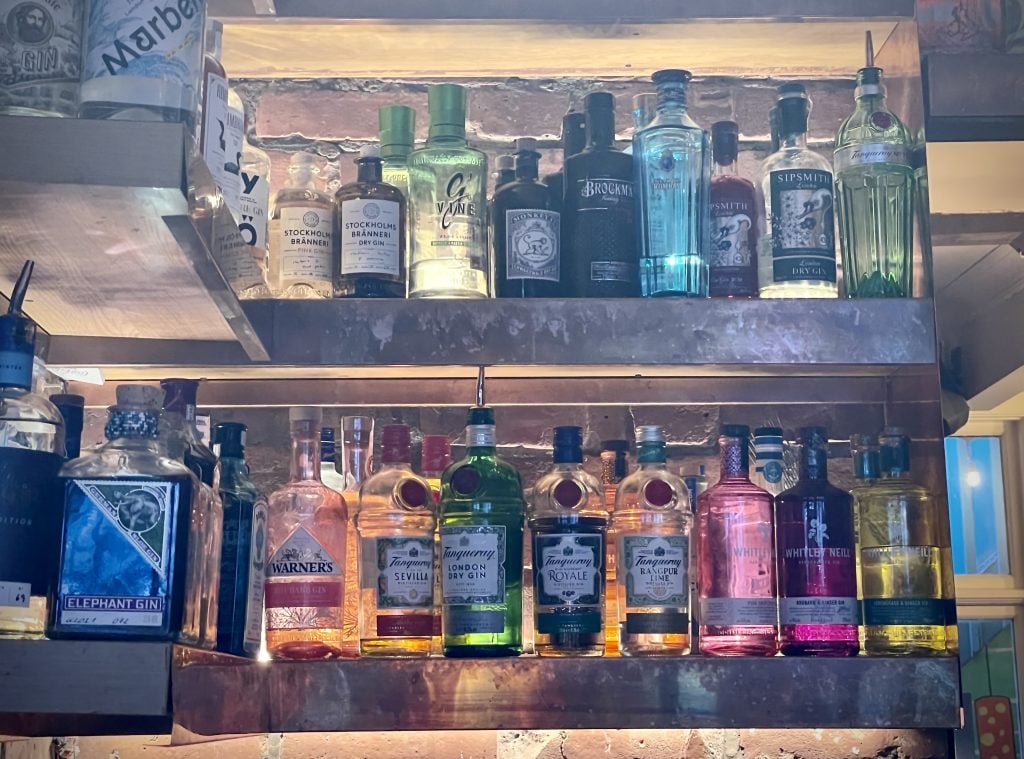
[834,35,914,298]
[357,425,434,657]
[529,426,606,657]
[0,0,82,116]
[760,84,838,298]
[49,385,197,641]
[79,0,205,126]
[634,69,710,297]
[408,84,489,298]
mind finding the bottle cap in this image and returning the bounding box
[711,120,739,165]
[632,93,658,129]
[428,83,467,140]
[753,426,783,439]
[343,415,371,433]
[584,91,614,113]
[553,425,583,464]
[467,406,495,427]
[652,69,692,85]
[636,425,664,444]
[497,154,515,170]
[290,406,322,424]
[205,19,224,58]
[380,424,412,463]
[116,384,162,411]
[879,428,911,473]
[422,435,452,472]
[358,144,381,160]
[721,424,750,438]
[514,137,538,154]
[601,439,629,453]
[214,422,247,458]
[777,82,810,137]
[562,111,587,157]
[160,378,199,413]
[0,312,35,391]
[379,104,416,157]
[800,426,828,447]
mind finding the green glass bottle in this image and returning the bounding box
[439,407,524,657]
[379,104,415,200]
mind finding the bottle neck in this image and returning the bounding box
[288,169,318,191]
[656,82,688,116]
[800,447,828,481]
[467,423,496,453]
[342,441,370,487]
[719,437,750,480]
[780,131,808,150]
[357,158,383,183]
[220,455,250,481]
[587,110,615,149]
[428,128,466,146]
[515,159,539,181]
[712,158,738,178]
[290,429,321,482]
[637,441,666,465]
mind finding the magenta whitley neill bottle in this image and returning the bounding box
[775,426,859,656]
[696,425,778,656]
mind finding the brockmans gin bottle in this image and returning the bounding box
[529,426,606,657]
[439,406,524,657]
[564,92,639,297]
[709,121,759,298]
[49,385,197,641]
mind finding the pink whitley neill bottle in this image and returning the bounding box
[697,425,778,656]
[775,427,858,656]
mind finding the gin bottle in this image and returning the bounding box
[439,406,524,657]
[853,430,946,655]
[599,439,629,655]
[268,153,335,299]
[0,0,82,116]
[529,426,606,657]
[775,427,858,656]
[408,84,489,298]
[339,415,371,656]
[542,110,586,210]
[709,121,759,298]
[357,425,434,657]
[834,34,915,298]
[49,385,197,641]
[421,434,451,655]
[494,155,515,192]
[236,120,274,300]
[697,425,778,656]
[380,105,416,199]
[613,426,691,656]
[212,422,267,657]
[634,70,710,297]
[199,21,242,216]
[760,84,838,298]
[623,93,657,156]
[265,407,349,660]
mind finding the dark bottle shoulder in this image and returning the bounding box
[777,480,853,505]
[335,182,406,205]
[493,179,556,212]
[565,147,633,177]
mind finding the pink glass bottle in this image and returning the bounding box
[775,426,858,656]
[697,424,778,656]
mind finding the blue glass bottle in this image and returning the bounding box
[633,69,711,297]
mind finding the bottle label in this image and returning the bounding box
[81,0,204,116]
[639,149,695,259]
[834,142,910,172]
[265,527,342,629]
[243,498,268,649]
[0,348,32,388]
[266,526,341,578]
[505,209,560,282]
[699,597,778,626]
[364,536,433,609]
[779,596,858,626]
[862,597,945,626]
[754,441,785,485]
[417,170,485,260]
[625,611,688,634]
[534,533,602,606]
[57,478,180,628]
[0,0,83,113]
[709,192,758,296]
[201,74,242,213]
[381,165,409,196]
[571,175,637,290]
[622,535,687,607]
[590,261,633,283]
[440,525,505,605]
[274,205,334,286]
[340,198,401,277]
[239,170,270,251]
[769,168,836,284]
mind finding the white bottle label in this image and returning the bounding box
[834,142,910,173]
[536,534,600,604]
[440,525,505,604]
[222,103,245,216]
[275,206,334,286]
[242,499,268,650]
[505,209,559,282]
[202,74,235,207]
[340,198,400,276]
[768,168,836,285]
[266,526,340,577]
[622,535,687,607]
[700,597,778,626]
[363,536,433,609]
[779,596,858,626]
[239,171,270,251]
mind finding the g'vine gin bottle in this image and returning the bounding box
[408,84,489,298]
[357,425,434,657]
[775,427,858,656]
[529,426,606,657]
[634,70,710,298]
[709,120,759,298]
[380,104,415,199]
[265,407,349,660]
[49,385,197,641]
[0,0,82,116]
[439,406,524,657]
[834,33,915,298]
[760,84,838,298]
[697,425,778,656]
[853,429,947,655]
[599,439,629,655]
[613,426,691,655]
[212,422,267,657]
[268,153,335,299]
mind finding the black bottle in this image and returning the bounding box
[563,93,639,297]
[543,110,587,208]
[492,138,563,297]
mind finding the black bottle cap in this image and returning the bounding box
[553,425,583,464]
[584,92,615,146]
[161,378,200,413]
[214,421,247,458]
[562,111,587,157]
[777,82,810,136]
[711,120,739,165]
[652,69,692,84]
[859,66,882,86]
[467,406,495,426]
[320,425,337,463]
[800,426,828,447]
[721,424,750,438]
[601,439,629,453]
[584,91,614,113]
[753,426,783,438]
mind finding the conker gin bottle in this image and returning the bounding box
[564,92,639,297]
[439,407,524,657]
[357,425,434,657]
[613,426,691,655]
[709,120,759,298]
[408,84,489,298]
[775,427,858,656]
[760,84,838,298]
[529,426,606,657]
[697,425,778,656]
[634,69,710,298]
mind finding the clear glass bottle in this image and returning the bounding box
[0,0,82,116]
[357,425,434,657]
[334,145,407,298]
[421,434,451,656]
[613,425,691,656]
[709,120,759,298]
[599,439,629,655]
[752,426,787,497]
[339,415,371,657]
[0,302,64,638]
[775,427,858,656]
[439,406,524,657]
[408,84,489,298]
[265,407,349,660]
[853,429,947,655]
[236,120,274,300]
[48,385,197,641]
[623,93,657,156]
[529,426,607,657]
[697,425,778,656]
[634,69,710,298]
[834,48,915,298]
[199,22,240,213]
[380,105,416,199]
[212,422,267,658]
[760,84,839,298]
[268,153,335,299]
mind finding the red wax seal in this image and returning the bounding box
[450,465,481,496]
[553,480,584,509]
[871,112,893,129]
[399,479,429,509]
[643,479,675,508]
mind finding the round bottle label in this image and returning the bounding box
[398,479,429,509]
[450,465,481,496]
[643,479,675,508]
[553,480,585,509]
